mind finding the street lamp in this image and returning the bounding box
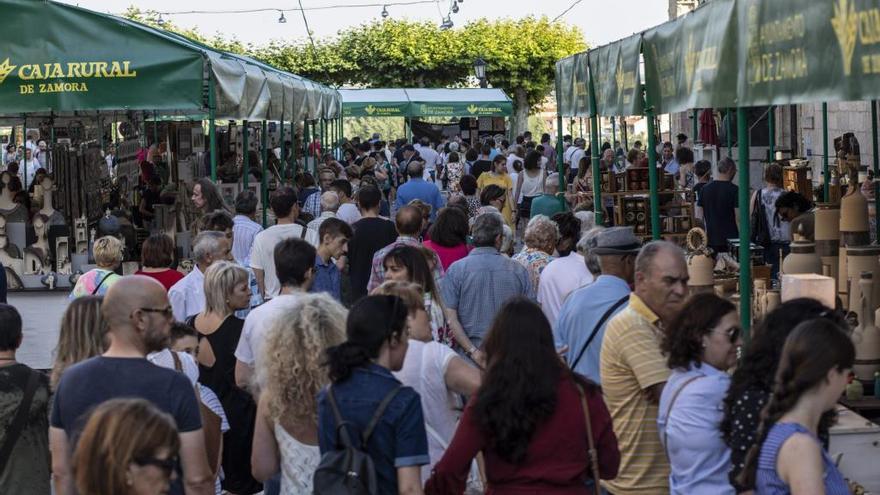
[473,57,487,88]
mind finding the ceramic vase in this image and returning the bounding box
[853,272,880,382]
[839,186,870,308]
[846,245,880,324]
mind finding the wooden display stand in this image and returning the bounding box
[782,164,812,196]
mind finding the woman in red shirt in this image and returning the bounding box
[135,233,183,291]
[426,297,619,494]
[423,207,471,271]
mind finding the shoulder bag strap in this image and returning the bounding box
[91,271,113,295]
[574,383,602,495]
[326,385,355,448]
[171,351,183,372]
[569,295,629,371]
[362,386,402,444]
[0,370,40,473]
[662,375,704,460]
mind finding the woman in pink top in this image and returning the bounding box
[423,207,471,270]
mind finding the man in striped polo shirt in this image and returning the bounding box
[599,241,689,494]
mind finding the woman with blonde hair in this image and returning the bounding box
[69,236,123,299]
[73,398,180,495]
[51,295,107,389]
[186,260,257,492]
[251,293,347,493]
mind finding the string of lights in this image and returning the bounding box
[144,0,463,31]
[552,0,583,22]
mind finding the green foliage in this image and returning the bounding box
[121,8,585,127]
[459,17,585,109]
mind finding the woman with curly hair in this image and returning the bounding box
[721,299,848,494]
[251,293,346,494]
[738,319,853,494]
[511,215,558,291]
[73,398,180,495]
[426,297,619,494]
[657,293,740,494]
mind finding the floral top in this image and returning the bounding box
[425,293,453,347]
[464,196,481,219]
[512,247,554,292]
[445,162,464,193]
[69,268,120,299]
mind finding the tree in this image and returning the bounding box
[459,17,585,135]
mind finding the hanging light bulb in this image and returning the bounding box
[278,11,287,23]
[440,16,453,29]
[156,13,166,26]
[451,1,459,13]
[381,5,389,18]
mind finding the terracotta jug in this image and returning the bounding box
[839,183,870,307]
[853,272,880,382]
[781,226,822,276]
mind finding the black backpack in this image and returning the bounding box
[313,385,402,495]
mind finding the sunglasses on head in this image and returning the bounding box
[133,455,178,476]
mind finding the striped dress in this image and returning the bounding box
[756,422,850,495]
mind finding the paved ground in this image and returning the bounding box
[9,291,69,370]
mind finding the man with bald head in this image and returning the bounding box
[599,240,689,495]
[50,276,213,495]
[366,205,444,292]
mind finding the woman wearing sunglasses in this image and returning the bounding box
[657,293,741,495]
[73,398,180,495]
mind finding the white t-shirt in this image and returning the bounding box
[250,224,319,298]
[538,252,594,328]
[234,294,303,376]
[393,340,461,481]
[418,146,440,171]
[506,154,523,175]
[336,203,362,225]
[568,148,586,170]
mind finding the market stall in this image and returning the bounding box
[0,0,340,292]
[339,87,513,143]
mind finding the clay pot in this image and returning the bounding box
[853,272,880,382]
[688,254,714,287]
[846,245,880,323]
[815,203,840,291]
[781,237,822,275]
[839,186,871,306]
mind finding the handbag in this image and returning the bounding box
[574,383,602,495]
[750,189,771,247]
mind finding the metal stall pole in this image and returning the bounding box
[737,108,752,338]
[692,109,698,144]
[611,116,617,150]
[768,106,775,161]
[873,101,880,237]
[261,121,268,227]
[279,116,287,185]
[579,118,585,140]
[208,76,218,182]
[152,111,158,146]
[621,116,628,150]
[556,114,566,205]
[726,108,732,157]
[405,117,412,142]
[644,95,661,239]
[302,119,310,174]
[22,115,27,192]
[242,121,250,189]
[587,69,603,225]
[822,102,830,202]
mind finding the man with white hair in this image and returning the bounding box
[529,173,567,219]
[307,191,340,238]
[169,231,232,321]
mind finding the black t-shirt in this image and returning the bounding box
[0,364,50,494]
[51,357,200,495]
[693,181,707,204]
[51,356,201,436]
[349,217,398,300]
[698,180,739,251]
[471,160,493,180]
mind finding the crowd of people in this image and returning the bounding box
[0,130,859,495]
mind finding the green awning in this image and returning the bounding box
[0,0,341,121]
[340,88,512,117]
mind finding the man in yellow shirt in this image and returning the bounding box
[599,241,689,495]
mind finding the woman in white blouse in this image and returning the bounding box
[251,294,347,494]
